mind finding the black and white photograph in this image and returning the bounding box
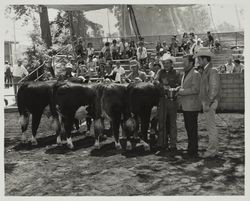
[2,0,248,198]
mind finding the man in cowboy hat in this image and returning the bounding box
[177,54,201,158]
[194,47,220,158]
[126,60,146,82]
[154,53,181,155]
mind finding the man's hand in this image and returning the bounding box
[202,103,210,112]
[176,88,184,96]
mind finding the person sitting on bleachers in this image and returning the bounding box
[225,57,235,73]
[75,38,87,62]
[207,31,214,48]
[97,61,108,78]
[101,42,112,61]
[119,38,128,59]
[110,39,120,60]
[162,41,169,53]
[181,32,189,50]
[126,60,147,82]
[156,41,163,54]
[218,65,227,73]
[169,36,179,57]
[127,40,137,59]
[214,39,222,52]
[137,41,148,70]
[86,42,95,60]
[233,59,244,73]
[105,61,126,83]
[148,62,161,81]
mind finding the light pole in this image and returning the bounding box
[13,18,17,64]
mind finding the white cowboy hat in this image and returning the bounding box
[194,47,214,58]
[161,53,176,63]
[65,62,73,69]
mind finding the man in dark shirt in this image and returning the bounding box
[154,53,181,155]
[207,31,214,48]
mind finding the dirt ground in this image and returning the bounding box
[4,112,244,196]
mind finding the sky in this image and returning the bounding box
[3,4,244,46]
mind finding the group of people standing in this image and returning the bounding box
[154,47,220,159]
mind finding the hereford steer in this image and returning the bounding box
[52,82,95,149]
[93,83,130,150]
[125,82,161,151]
[17,81,60,145]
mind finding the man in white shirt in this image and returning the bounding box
[110,61,125,82]
[13,59,29,96]
[137,41,148,69]
[225,57,235,73]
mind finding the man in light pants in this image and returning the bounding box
[195,47,220,158]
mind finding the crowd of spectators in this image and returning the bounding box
[5,31,244,89]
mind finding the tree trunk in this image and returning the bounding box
[39,5,52,48]
[68,11,75,40]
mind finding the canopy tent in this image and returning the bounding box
[46,4,194,11]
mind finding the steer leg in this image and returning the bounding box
[86,117,92,136]
[140,110,151,151]
[94,118,104,149]
[31,111,43,146]
[72,118,80,134]
[111,112,122,150]
[63,117,74,149]
[19,113,30,143]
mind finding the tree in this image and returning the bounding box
[6,5,52,48]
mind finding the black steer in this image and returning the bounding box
[125,82,161,150]
[52,82,95,149]
[17,81,60,145]
[93,83,129,149]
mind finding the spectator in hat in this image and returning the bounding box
[195,47,220,158]
[177,54,201,158]
[233,59,244,73]
[137,41,148,70]
[12,59,29,96]
[126,60,147,82]
[154,53,181,155]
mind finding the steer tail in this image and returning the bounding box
[48,82,61,132]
